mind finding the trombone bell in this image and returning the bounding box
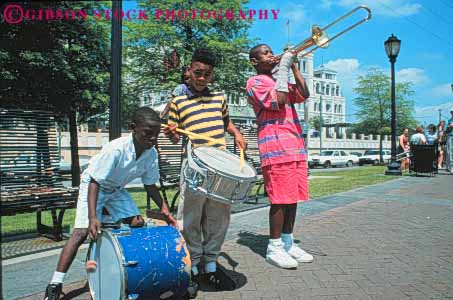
[311,25,329,49]
[288,5,371,58]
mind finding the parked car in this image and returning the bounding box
[59,155,92,174]
[358,149,391,166]
[348,152,361,165]
[308,150,359,168]
[349,151,363,158]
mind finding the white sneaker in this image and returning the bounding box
[286,245,314,263]
[281,233,314,263]
[266,240,298,269]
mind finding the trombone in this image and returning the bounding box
[279,5,372,58]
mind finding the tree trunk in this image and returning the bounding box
[69,110,80,187]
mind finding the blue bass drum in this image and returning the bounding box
[87,224,191,300]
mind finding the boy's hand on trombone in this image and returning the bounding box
[271,49,298,66]
[163,124,180,144]
[280,50,298,69]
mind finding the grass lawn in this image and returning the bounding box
[1,166,397,236]
[309,165,396,199]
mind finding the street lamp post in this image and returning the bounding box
[319,93,323,153]
[384,34,402,176]
[109,0,122,141]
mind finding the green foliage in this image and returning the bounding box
[0,1,111,122]
[352,68,417,135]
[377,126,391,135]
[352,68,417,162]
[122,0,256,124]
[310,116,322,131]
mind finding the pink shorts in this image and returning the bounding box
[262,161,309,204]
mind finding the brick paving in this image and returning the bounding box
[1,236,71,260]
[6,174,453,300]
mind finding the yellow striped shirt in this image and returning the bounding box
[168,91,229,149]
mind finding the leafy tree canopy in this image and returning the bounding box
[0,1,111,123]
[351,67,417,162]
[122,0,256,125]
[352,68,417,136]
[310,116,322,131]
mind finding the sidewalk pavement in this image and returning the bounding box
[3,173,453,300]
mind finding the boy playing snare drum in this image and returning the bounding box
[44,107,176,300]
[164,48,247,292]
[246,44,313,269]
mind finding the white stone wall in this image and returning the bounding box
[307,134,391,155]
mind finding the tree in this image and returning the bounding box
[353,68,417,162]
[0,1,110,186]
[122,0,255,122]
[310,116,322,131]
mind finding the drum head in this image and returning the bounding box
[193,146,256,178]
[87,232,123,300]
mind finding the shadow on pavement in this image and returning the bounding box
[61,281,89,300]
[236,231,326,259]
[236,231,268,258]
[197,254,247,292]
[56,279,203,300]
[199,262,247,292]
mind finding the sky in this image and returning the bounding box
[123,0,453,125]
[246,0,453,124]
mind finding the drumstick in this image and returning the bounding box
[240,148,244,172]
[160,124,223,145]
[86,239,97,272]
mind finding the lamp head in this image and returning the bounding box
[384,34,401,61]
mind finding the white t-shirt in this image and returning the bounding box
[410,133,427,145]
[85,133,159,192]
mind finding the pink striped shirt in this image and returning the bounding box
[246,74,307,167]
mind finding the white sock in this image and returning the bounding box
[281,233,294,249]
[50,271,66,284]
[191,266,199,276]
[204,261,216,273]
[281,233,293,239]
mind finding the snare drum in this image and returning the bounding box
[87,224,190,300]
[183,146,256,204]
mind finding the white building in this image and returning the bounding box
[310,65,346,125]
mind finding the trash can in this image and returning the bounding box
[409,144,437,176]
